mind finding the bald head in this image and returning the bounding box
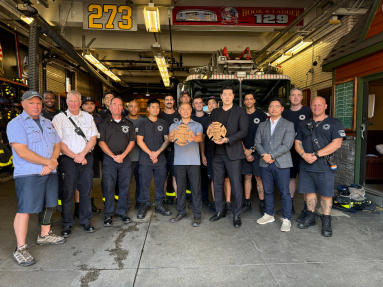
[311,96,327,118]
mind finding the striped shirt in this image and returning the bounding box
[7,111,61,178]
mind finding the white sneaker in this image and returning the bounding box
[280,218,291,232]
[256,214,275,225]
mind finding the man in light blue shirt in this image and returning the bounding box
[7,91,64,267]
[169,102,203,227]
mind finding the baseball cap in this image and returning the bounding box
[82,96,95,104]
[207,96,218,104]
[181,90,190,96]
[22,91,42,101]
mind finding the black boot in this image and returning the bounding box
[297,210,317,229]
[91,197,101,213]
[242,199,252,213]
[137,203,150,219]
[321,215,332,237]
[74,202,79,219]
[259,200,265,216]
[296,201,308,223]
[155,201,172,216]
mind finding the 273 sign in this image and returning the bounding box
[83,3,137,31]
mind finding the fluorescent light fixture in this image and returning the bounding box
[84,52,121,82]
[21,16,33,25]
[286,40,312,55]
[271,53,292,66]
[152,43,170,87]
[144,3,160,32]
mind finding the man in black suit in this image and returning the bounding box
[207,85,249,228]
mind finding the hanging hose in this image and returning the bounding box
[28,21,41,92]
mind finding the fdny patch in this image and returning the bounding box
[338,130,346,137]
[158,125,163,131]
[122,126,129,133]
[174,118,179,123]
[299,115,306,120]
[135,127,139,133]
[323,124,330,130]
[254,118,260,124]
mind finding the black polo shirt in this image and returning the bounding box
[41,108,60,121]
[99,116,135,155]
[296,116,346,173]
[282,106,313,158]
[158,110,181,153]
[137,117,169,166]
[201,115,214,158]
[242,109,268,153]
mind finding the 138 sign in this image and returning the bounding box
[83,3,137,31]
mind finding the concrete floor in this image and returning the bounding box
[0,177,383,287]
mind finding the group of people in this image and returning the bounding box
[7,85,345,267]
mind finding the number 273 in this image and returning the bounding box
[88,4,132,30]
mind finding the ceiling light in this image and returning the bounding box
[84,52,121,82]
[144,3,160,32]
[151,43,170,87]
[271,53,292,66]
[286,40,312,55]
[21,16,33,25]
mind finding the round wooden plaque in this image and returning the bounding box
[207,122,227,142]
[173,124,194,146]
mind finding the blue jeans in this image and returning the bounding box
[261,163,292,220]
[138,164,167,205]
[103,154,132,216]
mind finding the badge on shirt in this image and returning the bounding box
[173,118,179,123]
[299,115,306,120]
[323,124,330,130]
[135,127,139,133]
[254,118,260,124]
[122,126,129,133]
[158,126,163,131]
[338,130,346,137]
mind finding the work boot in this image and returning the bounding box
[155,201,172,216]
[296,202,308,223]
[297,210,316,229]
[91,197,101,213]
[259,200,265,216]
[118,214,131,224]
[242,200,252,213]
[137,203,150,219]
[321,215,333,237]
[104,215,113,227]
[74,202,79,219]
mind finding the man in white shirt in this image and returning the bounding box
[52,90,99,237]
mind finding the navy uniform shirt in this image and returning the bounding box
[191,112,209,124]
[242,109,268,154]
[158,110,181,154]
[296,116,346,172]
[137,117,169,166]
[99,116,135,155]
[282,105,313,158]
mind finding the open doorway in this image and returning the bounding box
[317,87,332,115]
[361,78,383,193]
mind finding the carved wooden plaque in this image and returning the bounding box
[207,122,227,142]
[173,124,194,146]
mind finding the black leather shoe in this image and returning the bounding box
[118,214,131,224]
[166,197,175,205]
[80,223,95,233]
[91,197,101,213]
[210,212,226,222]
[226,202,232,214]
[321,215,332,237]
[242,201,252,213]
[170,213,187,223]
[192,217,201,227]
[61,226,72,238]
[298,211,317,229]
[155,201,172,216]
[104,215,113,227]
[137,203,150,219]
[233,216,242,228]
[202,199,212,207]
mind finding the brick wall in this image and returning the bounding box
[334,137,356,186]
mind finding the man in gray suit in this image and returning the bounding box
[254,97,295,232]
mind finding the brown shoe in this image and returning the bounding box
[192,217,201,227]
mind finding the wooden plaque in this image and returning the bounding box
[207,122,227,142]
[173,124,194,146]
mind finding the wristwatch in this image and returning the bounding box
[315,152,320,158]
[250,146,256,153]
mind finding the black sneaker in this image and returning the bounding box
[155,201,172,216]
[118,214,131,224]
[321,215,332,237]
[226,202,232,214]
[297,210,317,229]
[80,223,95,233]
[61,226,72,238]
[104,215,113,227]
[137,203,150,219]
[296,206,309,223]
[242,201,252,213]
[259,200,265,216]
[91,197,101,213]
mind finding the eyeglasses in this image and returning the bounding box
[269,105,282,109]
